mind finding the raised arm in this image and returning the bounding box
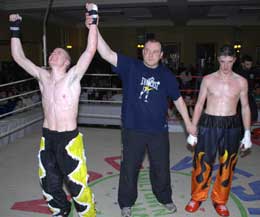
[10,14,43,80]
[96,29,117,67]
[85,5,117,67]
[68,3,98,82]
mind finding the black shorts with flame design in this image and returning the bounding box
[191,113,241,204]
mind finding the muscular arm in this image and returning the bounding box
[11,37,42,80]
[68,23,97,82]
[240,79,251,130]
[174,96,196,135]
[10,14,43,80]
[192,77,208,126]
[85,7,117,67]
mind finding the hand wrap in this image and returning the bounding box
[187,134,197,146]
[86,4,98,25]
[240,129,252,150]
[10,19,21,38]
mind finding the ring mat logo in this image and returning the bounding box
[12,155,256,217]
[89,170,247,217]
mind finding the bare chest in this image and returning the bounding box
[41,80,79,108]
[208,80,240,99]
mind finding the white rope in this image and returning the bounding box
[0,73,116,89]
[85,73,118,76]
[0,89,40,102]
[0,78,35,88]
[0,102,41,119]
[82,87,122,91]
[0,116,43,139]
[0,112,120,139]
[80,99,122,104]
[79,113,120,119]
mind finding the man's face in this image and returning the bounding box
[142,41,163,68]
[218,55,236,74]
[48,48,70,69]
[242,60,253,71]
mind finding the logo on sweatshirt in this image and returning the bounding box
[139,77,160,102]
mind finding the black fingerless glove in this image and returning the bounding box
[86,5,98,25]
[10,19,21,38]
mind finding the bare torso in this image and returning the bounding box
[11,16,97,132]
[39,70,81,131]
[205,71,244,116]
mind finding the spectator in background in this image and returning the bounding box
[5,89,17,113]
[179,66,193,90]
[0,89,17,115]
[14,98,24,111]
[0,90,8,115]
[110,90,123,101]
[80,89,89,101]
[237,54,258,123]
[31,91,41,103]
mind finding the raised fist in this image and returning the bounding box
[9,14,22,38]
[9,14,22,22]
[85,3,98,26]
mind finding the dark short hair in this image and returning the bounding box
[218,45,236,57]
[241,54,253,63]
[144,39,163,51]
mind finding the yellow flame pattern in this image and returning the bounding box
[66,133,96,217]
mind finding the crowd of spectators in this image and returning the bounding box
[0,61,40,116]
[1,53,259,120]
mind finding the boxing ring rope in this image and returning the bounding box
[84,73,118,77]
[0,102,41,119]
[0,0,55,139]
[80,99,121,104]
[0,89,40,103]
[0,74,258,117]
[0,74,259,112]
[0,88,41,119]
[180,89,200,93]
[79,113,120,119]
[0,77,35,88]
[0,77,42,141]
[0,116,43,139]
[0,74,259,142]
[82,87,122,91]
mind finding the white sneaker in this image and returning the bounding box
[163,202,177,213]
[121,207,131,217]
